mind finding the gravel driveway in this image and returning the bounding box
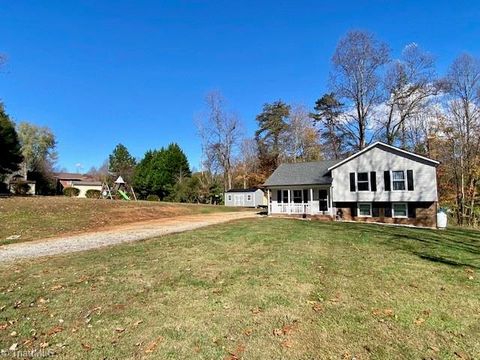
[0,211,258,262]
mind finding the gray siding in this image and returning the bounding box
[331,146,438,202]
[225,190,265,207]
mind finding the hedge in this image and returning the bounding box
[146,194,160,201]
[63,187,80,197]
[85,189,101,199]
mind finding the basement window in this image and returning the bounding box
[393,203,408,218]
[358,203,372,217]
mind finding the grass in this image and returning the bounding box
[0,197,247,245]
[0,218,479,359]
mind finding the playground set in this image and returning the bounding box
[101,176,137,201]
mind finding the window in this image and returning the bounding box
[247,194,252,201]
[228,195,232,201]
[358,203,372,217]
[357,172,369,191]
[293,190,302,203]
[392,171,406,190]
[392,203,408,218]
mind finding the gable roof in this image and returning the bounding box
[327,142,440,171]
[225,188,262,193]
[263,159,341,187]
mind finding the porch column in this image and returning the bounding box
[329,186,334,217]
[310,188,314,215]
[287,189,291,214]
[267,189,270,215]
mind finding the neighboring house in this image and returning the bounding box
[263,142,440,227]
[54,173,102,198]
[70,181,103,198]
[7,174,36,195]
[224,188,266,207]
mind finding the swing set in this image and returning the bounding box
[101,176,137,201]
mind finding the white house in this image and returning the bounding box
[263,142,439,227]
[224,188,266,208]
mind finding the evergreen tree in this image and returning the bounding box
[108,143,136,182]
[255,100,290,176]
[0,104,23,179]
[311,93,346,159]
[133,143,190,200]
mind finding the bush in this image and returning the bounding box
[12,182,32,195]
[146,194,160,201]
[85,189,101,199]
[63,187,80,197]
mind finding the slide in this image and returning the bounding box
[118,189,131,200]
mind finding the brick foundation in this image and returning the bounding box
[334,201,437,228]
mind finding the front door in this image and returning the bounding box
[319,190,328,213]
[234,194,244,206]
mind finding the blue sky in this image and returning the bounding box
[0,1,478,172]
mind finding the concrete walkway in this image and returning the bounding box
[0,211,258,262]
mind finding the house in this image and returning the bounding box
[263,142,440,227]
[7,174,36,195]
[224,188,266,207]
[54,173,102,198]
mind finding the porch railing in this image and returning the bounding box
[278,203,310,214]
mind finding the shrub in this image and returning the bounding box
[85,189,101,199]
[146,194,160,201]
[63,187,80,197]
[12,182,32,195]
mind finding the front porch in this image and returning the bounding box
[266,187,334,216]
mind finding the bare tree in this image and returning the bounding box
[285,104,321,162]
[443,53,480,226]
[381,43,443,146]
[330,30,390,150]
[197,91,242,191]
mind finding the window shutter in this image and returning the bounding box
[408,203,416,218]
[384,203,392,217]
[407,170,414,191]
[349,173,356,192]
[370,171,377,191]
[277,190,281,203]
[384,171,391,191]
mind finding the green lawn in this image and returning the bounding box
[0,218,478,359]
[0,197,247,245]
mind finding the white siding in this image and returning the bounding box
[331,147,438,202]
[224,190,265,207]
[74,184,102,198]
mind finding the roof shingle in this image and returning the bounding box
[263,159,342,187]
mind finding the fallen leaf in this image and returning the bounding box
[312,302,323,312]
[133,320,143,327]
[281,339,293,348]
[0,323,8,330]
[10,331,17,337]
[414,317,425,325]
[50,284,64,291]
[454,350,471,359]
[243,328,253,336]
[250,307,262,315]
[47,326,64,336]
[9,343,18,351]
[273,328,283,336]
[372,308,394,317]
[144,336,163,353]
[81,343,92,351]
[115,327,125,333]
[40,342,49,348]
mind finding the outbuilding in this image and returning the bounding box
[224,188,266,208]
